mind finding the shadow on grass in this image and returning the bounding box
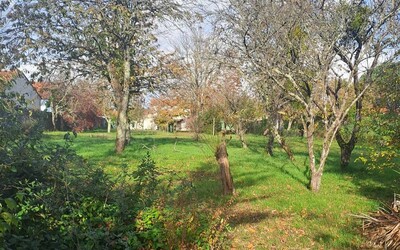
[229,210,283,226]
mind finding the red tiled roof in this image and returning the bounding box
[32,82,51,99]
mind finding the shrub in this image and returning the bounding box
[0,93,230,249]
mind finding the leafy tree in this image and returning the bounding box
[333,1,400,168]
[0,0,12,69]
[5,0,182,153]
[149,93,189,131]
[357,61,400,170]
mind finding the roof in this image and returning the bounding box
[0,70,22,92]
[0,70,21,82]
[0,70,42,99]
[32,82,51,99]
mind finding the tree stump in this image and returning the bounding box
[215,141,235,195]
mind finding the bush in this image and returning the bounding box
[0,93,230,249]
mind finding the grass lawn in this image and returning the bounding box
[43,130,399,249]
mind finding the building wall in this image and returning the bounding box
[6,76,41,110]
[132,114,158,130]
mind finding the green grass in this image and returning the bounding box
[43,130,399,249]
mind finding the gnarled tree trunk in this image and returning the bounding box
[264,113,295,161]
[215,140,235,195]
[336,97,362,168]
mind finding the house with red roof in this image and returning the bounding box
[0,69,42,110]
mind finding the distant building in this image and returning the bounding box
[31,82,52,112]
[0,70,41,110]
[173,116,190,132]
[132,114,158,130]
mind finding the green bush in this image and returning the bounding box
[0,93,230,249]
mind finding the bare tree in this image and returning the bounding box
[214,0,395,191]
[171,25,220,140]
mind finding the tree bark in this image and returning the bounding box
[51,103,57,131]
[336,129,357,168]
[336,93,363,168]
[114,51,131,154]
[287,119,293,131]
[266,130,274,156]
[115,92,129,153]
[273,128,295,161]
[106,117,112,133]
[264,116,295,161]
[309,170,322,192]
[237,120,247,148]
[215,141,235,195]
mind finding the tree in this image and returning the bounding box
[214,0,384,191]
[216,68,262,148]
[149,93,189,131]
[254,79,295,160]
[96,81,118,133]
[0,0,12,69]
[357,61,400,170]
[33,79,72,131]
[171,25,220,140]
[5,0,182,153]
[334,1,400,168]
[215,134,235,195]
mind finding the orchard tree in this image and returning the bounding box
[214,0,382,192]
[171,25,220,140]
[5,0,182,153]
[334,0,400,168]
[216,68,262,148]
[32,79,73,131]
[252,78,295,160]
[358,61,400,170]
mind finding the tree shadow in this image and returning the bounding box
[229,210,283,226]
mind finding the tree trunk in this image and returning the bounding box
[237,120,247,148]
[114,52,131,154]
[266,131,274,156]
[336,97,362,168]
[215,141,235,195]
[302,121,307,138]
[115,96,129,153]
[309,170,322,192]
[51,111,56,131]
[287,119,293,131]
[264,125,295,161]
[273,128,295,161]
[106,118,112,133]
[336,131,356,168]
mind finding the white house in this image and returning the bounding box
[0,70,41,110]
[131,113,158,130]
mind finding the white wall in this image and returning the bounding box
[6,75,41,110]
